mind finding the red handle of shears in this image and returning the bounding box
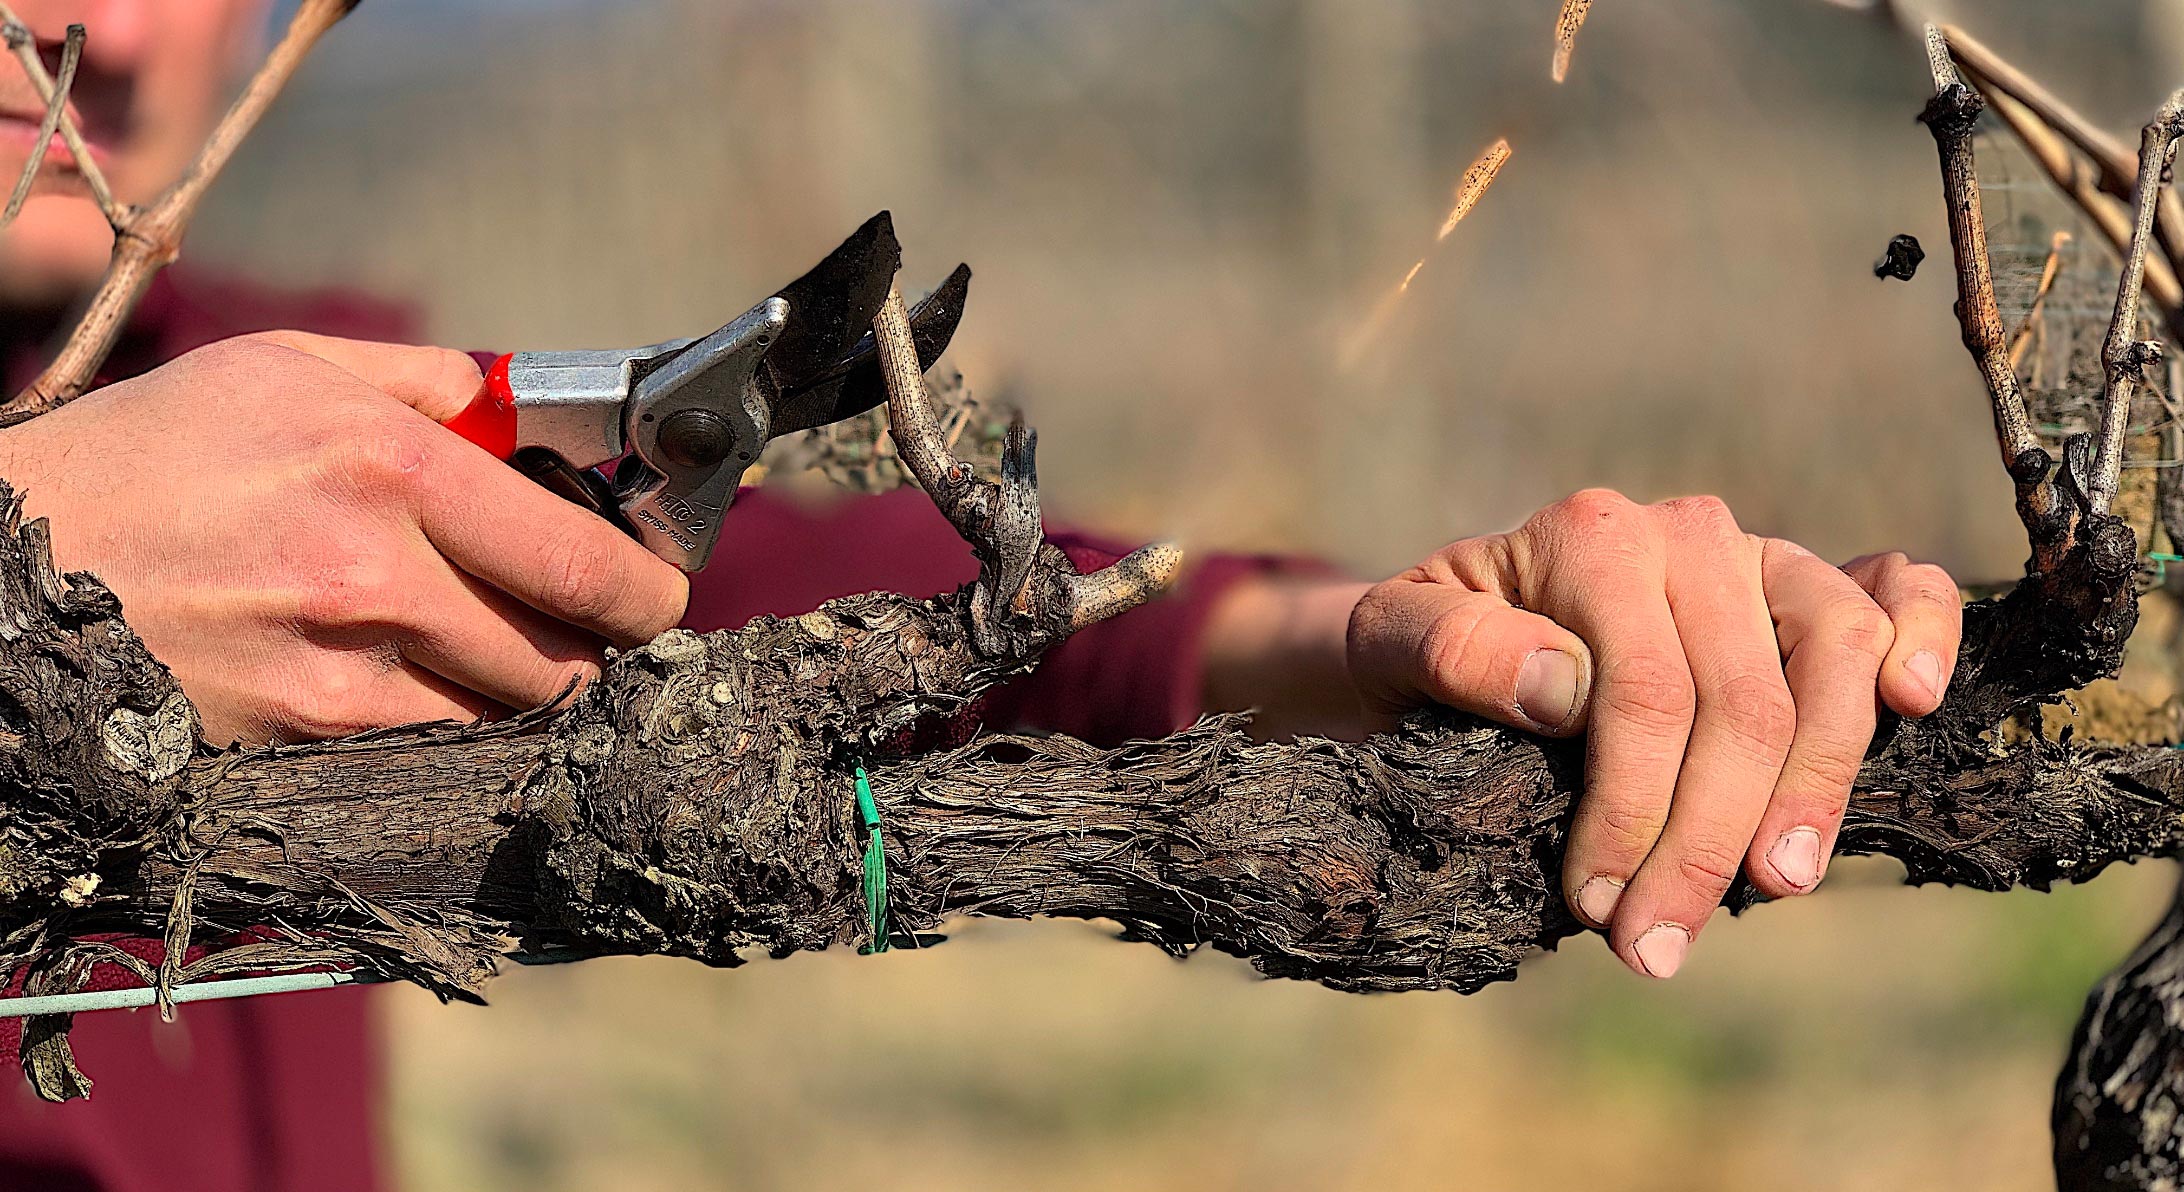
[444,353,518,460]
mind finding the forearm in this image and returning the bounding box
[1200,575,1373,739]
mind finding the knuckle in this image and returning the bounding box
[1818,598,1895,662]
[274,665,382,740]
[1661,494,1730,520]
[537,532,623,627]
[1837,553,1880,586]
[1672,847,1744,896]
[536,658,604,707]
[646,572,691,637]
[1713,672,1797,759]
[1543,488,1634,529]
[1904,563,1961,606]
[1415,603,1493,688]
[294,558,409,631]
[1402,536,1501,587]
[1783,746,1865,808]
[1344,585,1395,654]
[1657,494,1742,539]
[403,345,484,405]
[432,347,485,389]
[1590,802,1669,856]
[1534,491,1666,564]
[198,335,303,378]
[314,413,429,498]
[216,330,287,355]
[1598,654,1696,727]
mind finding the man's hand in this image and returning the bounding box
[0,332,689,745]
[1344,489,1961,979]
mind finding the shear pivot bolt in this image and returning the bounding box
[658,409,737,469]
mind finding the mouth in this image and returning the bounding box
[0,107,111,174]
[0,75,128,181]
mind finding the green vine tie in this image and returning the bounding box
[855,765,889,954]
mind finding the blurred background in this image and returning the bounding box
[194,0,2184,1188]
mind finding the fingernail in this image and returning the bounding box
[1633,923,1690,979]
[1766,826,1824,892]
[1905,649,1944,700]
[1516,648,1581,732]
[1576,875,1625,926]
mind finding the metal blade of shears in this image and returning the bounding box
[756,210,904,408]
[766,262,972,437]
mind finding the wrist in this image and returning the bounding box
[0,418,53,505]
[1201,576,1373,739]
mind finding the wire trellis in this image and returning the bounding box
[0,949,593,1020]
[1979,127,2176,459]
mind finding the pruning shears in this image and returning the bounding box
[443,212,970,571]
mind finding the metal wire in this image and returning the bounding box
[0,969,381,1019]
[0,951,591,1019]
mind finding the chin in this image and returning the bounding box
[0,193,118,308]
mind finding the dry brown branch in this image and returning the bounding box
[2007,229,2070,372]
[1550,0,1594,84]
[2089,91,2184,513]
[873,287,1180,649]
[1945,23,2184,280]
[0,22,80,229]
[1,0,357,415]
[0,5,115,226]
[1918,25,2063,557]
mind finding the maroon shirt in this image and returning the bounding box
[0,272,1289,1192]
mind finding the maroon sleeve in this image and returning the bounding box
[682,486,1337,746]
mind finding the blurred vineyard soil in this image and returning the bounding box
[199,1,2184,1188]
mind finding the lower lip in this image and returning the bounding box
[0,113,108,171]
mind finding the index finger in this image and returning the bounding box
[246,330,484,422]
[1842,552,1963,717]
[413,415,690,646]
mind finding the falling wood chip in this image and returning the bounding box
[1340,138,1514,368]
[1552,0,1595,83]
[1440,138,1513,238]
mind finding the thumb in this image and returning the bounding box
[247,330,484,423]
[1348,578,1595,737]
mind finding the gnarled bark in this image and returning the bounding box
[0,477,2163,1100]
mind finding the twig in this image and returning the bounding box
[4,0,358,414]
[2090,91,2184,514]
[2008,230,2071,373]
[0,8,114,226]
[2163,357,2184,559]
[1550,0,1594,84]
[873,287,966,513]
[1918,25,2060,552]
[0,21,78,228]
[872,287,1181,649]
[1944,24,2184,280]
